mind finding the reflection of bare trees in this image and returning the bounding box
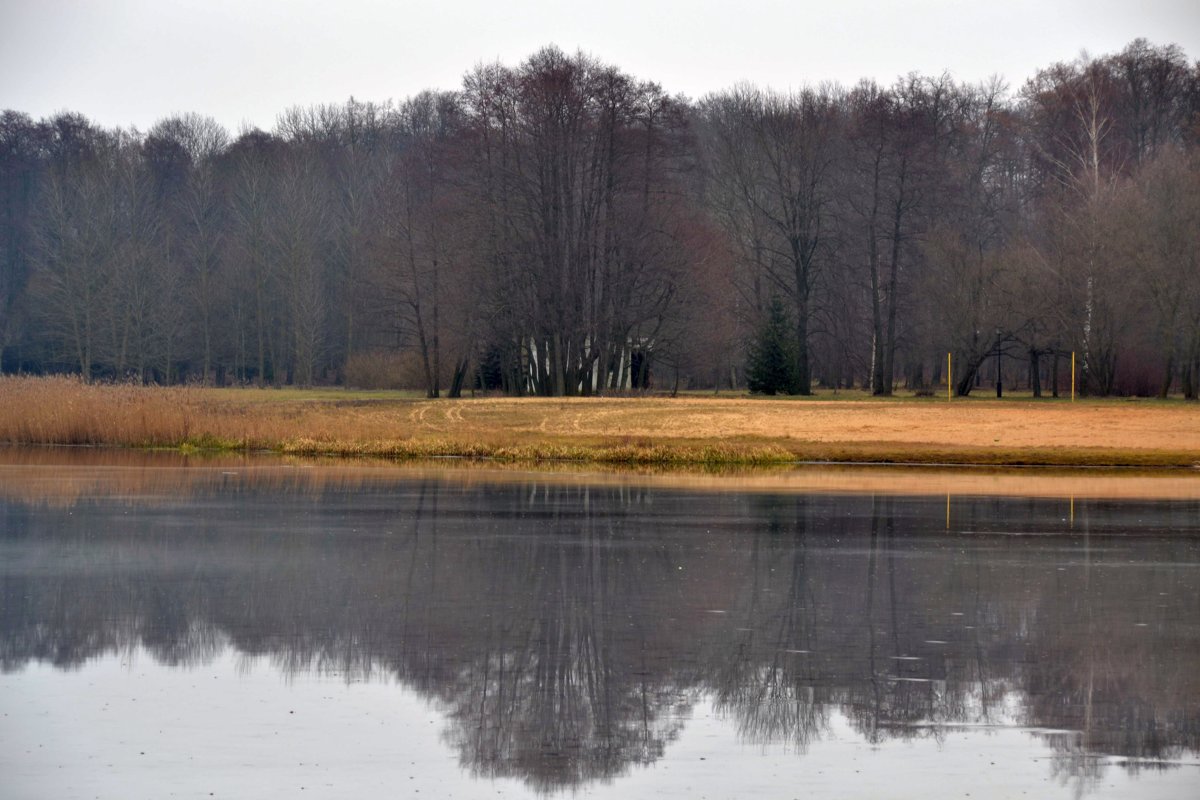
[1025,500,1200,791]
[432,485,695,791]
[708,497,830,751]
[1,484,1198,792]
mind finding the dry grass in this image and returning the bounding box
[3,375,1199,467]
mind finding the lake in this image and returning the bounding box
[1,450,1198,799]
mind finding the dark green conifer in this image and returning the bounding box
[746,296,800,395]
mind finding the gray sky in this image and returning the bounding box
[2,0,1198,133]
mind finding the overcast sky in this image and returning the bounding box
[3,0,1198,133]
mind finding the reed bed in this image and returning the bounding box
[2,375,1198,467]
[2,376,200,446]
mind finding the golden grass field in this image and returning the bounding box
[2,375,1199,467]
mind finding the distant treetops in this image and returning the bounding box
[1,39,1198,398]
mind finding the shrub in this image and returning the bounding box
[746,297,800,395]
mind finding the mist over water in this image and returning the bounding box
[1,453,1199,798]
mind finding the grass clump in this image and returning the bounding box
[275,436,797,466]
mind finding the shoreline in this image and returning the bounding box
[3,445,1200,501]
[2,377,1199,470]
[269,437,1200,468]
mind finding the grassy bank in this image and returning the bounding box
[5,448,1200,503]
[3,376,1199,467]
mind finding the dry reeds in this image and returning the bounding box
[1,376,1198,467]
[0,376,201,446]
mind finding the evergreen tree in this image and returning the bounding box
[746,297,800,395]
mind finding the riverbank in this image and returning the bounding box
[3,376,1199,468]
[5,447,1200,503]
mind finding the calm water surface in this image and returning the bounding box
[1,452,1199,799]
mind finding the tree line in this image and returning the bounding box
[2,39,1198,396]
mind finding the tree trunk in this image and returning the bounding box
[1183,352,1198,400]
[202,324,212,386]
[792,253,812,395]
[881,184,905,396]
[552,332,566,396]
[955,355,984,397]
[1159,353,1174,399]
[867,159,885,396]
[795,307,811,395]
[255,258,266,387]
[448,355,469,398]
[1030,348,1042,398]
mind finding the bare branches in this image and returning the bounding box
[2,39,1198,396]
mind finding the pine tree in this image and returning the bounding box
[746,297,800,395]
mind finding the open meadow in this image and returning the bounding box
[2,376,1199,467]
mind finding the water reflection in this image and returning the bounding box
[2,464,1199,794]
[4,445,1200,507]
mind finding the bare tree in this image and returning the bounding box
[701,85,842,394]
[1129,149,1200,396]
[462,47,694,395]
[224,130,282,385]
[148,115,230,383]
[4,39,1199,393]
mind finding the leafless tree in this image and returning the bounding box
[701,85,843,394]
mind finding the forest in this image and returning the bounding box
[1,38,1197,397]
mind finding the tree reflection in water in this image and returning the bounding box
[2,474,1198,793]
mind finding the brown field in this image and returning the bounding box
[2,375,1199,467]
